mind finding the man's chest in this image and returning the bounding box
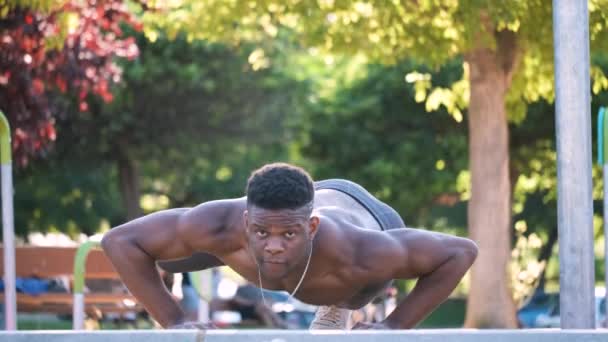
[222,250,390,309]
[293,270,392,309]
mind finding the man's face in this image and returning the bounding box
[244,205,318,280]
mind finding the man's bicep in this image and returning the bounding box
[106,200,231,262]
[105,208,193,261]
[389,229,465,279]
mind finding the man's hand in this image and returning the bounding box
[352,321,390,330]
[168,321,218,330]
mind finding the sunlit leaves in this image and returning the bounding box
[510,222,546,305]
[248,47,270,70]
[592,66,608,94]
[139,0,608,127]
[407,64,468,123]
[299,59,468,229]
[1,0,65,17]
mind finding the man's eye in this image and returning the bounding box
[285,232,295,238]
[256,231,268,238]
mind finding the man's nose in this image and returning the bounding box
[264,239,285,255]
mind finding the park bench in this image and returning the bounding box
[0,244,143,324]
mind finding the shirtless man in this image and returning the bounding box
[102,162,478,329]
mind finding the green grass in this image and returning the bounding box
[15,314,155,330]
[18,319,72,330]
[14,299,467,330]
[417,298,466,328]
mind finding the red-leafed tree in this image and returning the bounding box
[0,0,140,165]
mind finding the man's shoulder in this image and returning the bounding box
[314,213,370,257]
[351,228,408,267]
[179,197,246,234]
[177,198,247,254]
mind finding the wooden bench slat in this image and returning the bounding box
[0,293,137,304]
[0,246,119,278]
[0,246,144,317]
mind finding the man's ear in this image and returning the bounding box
[243,210,249,232]
[309,216,320,239]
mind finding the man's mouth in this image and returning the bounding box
[264,260,286,264]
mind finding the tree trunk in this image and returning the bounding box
[463,29,520,328]
[117,154,143,220]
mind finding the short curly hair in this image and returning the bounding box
[246,162,315,210]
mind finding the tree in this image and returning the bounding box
[0,0,139,165]
[52,32,307,219]
[12,31,308,236]
[299,58,468,230]
[140,1,608,327]
[12,159,123,238]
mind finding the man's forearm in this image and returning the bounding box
[384,251,476,329]
[102,234,185,328]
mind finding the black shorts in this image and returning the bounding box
[314,179,405,231]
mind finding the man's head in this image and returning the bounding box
[244,163,319,280]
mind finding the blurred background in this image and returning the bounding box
[1,0,608,331]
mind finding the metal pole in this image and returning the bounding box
[73,241,99,330]
[197,270,211,323]
[553,0,595,329]
[197,294,209,323]
[0,112,16,330]
[597,108,608,328]
[604,164,608,328]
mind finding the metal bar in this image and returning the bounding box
[72,293,85,330]
[0,112,16,331]
[3,330,608,342]
[552,0,595,329]
[603,107,608,326]
[604,164,608,327]
[72,241,100,329]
